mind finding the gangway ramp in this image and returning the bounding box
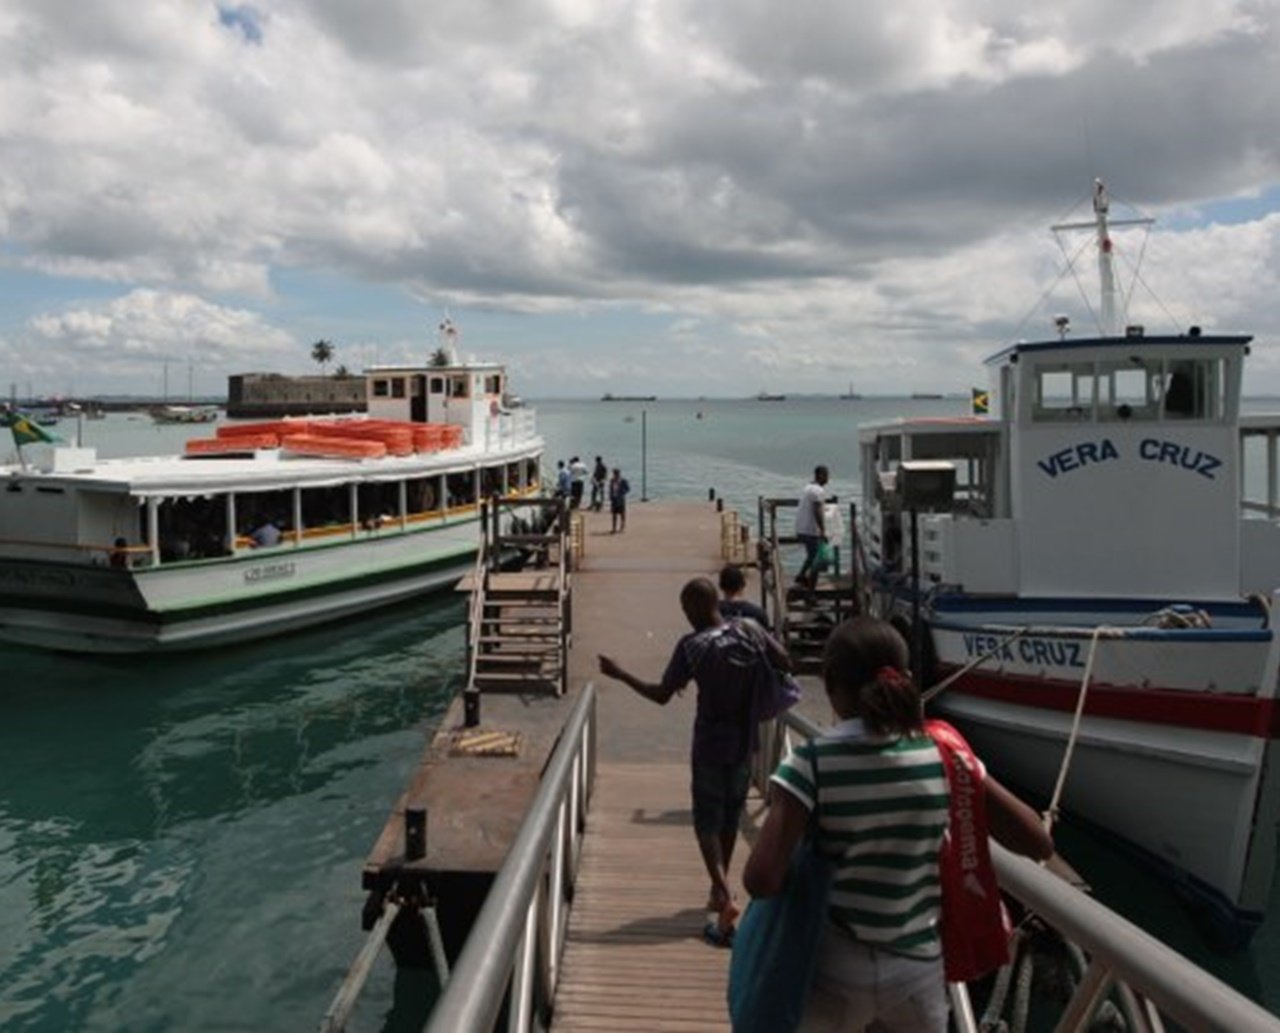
[551,762,733,1031]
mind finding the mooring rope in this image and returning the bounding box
[1043,625,1108,834]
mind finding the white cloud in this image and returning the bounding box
[0,0,1276,395]
[22,289,297,392]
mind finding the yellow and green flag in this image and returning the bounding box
[971,388,990,416]
[3,411,60,447]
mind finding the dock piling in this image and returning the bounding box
[405,806,427,861]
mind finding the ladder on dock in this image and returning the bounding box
[759,496,862,671]
[467,497,576,698]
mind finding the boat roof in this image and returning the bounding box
[1,438,543,497]
[857,416,997,441]
[984,332,1252,366]
[365,361,505,374]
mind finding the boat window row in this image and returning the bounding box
[1031,356,1227,423]
[123,457,539,566]
[369,373,503,401]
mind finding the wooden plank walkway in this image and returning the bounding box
[553,763,734,1031]
[548,500,804,1031]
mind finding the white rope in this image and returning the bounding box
[1043,625,1107,834]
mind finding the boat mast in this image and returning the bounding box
[1093,180,1117,337]
[1052,180,1154,338]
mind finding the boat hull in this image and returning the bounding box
[0,518,481,653]
[888,596,1280,947]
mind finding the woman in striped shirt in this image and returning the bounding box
[743,617,1052,1031]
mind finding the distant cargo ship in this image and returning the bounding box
[601,393,657,401]
[910,392,944,399]
[755,391,786,401]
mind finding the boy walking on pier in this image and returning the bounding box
[597,577,790,947]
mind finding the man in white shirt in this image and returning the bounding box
[794,464,829,589]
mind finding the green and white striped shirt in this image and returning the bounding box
[771,718,952,959]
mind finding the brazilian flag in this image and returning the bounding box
[971,388,990,416]
[3,411,60,447]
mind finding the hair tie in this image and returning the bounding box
[875,666,908,689]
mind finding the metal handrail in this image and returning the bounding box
[424,683,597,1033]
[463,505,490,697]
[755,709,1280,1033]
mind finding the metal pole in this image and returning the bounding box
[641,409,648,501]
[910,506,923,681]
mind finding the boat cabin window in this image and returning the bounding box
[406,476,441,514]
[157,496,230,561]
[446,471,476,507]
[484,374,502,395]
[450,376,469,399]
[430,377,444,394]
[1031,356,1224,423]
[1161,358,1224,420]
[372,379,390,398]
[391,378,406,400]
[1032,362,1096,421]
[357,482,401,529]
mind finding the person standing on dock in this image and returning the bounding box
[569,455,589,509]
[608,467,630,532]
[554,459,571,500]
[590,455,608,512]
[598,577,789,947]
[718,564,771,630]
[794,464,829,590]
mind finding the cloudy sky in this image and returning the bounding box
[2,0,1279,400]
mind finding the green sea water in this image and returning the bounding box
[0,399,1276,1030]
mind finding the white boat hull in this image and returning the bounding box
[911,603,1280,946]
[0,517,481,653]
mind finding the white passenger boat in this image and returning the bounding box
[0,349,542,653]
[857,181,1280,947]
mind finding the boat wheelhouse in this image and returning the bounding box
[0,351,542,653]
[856,183,1280,946]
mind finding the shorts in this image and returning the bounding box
[799,927,947,1032]
[690,760,750,838]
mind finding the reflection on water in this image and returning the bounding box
[0,595,465,1032]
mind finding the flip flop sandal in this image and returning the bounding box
[702,919,735,949]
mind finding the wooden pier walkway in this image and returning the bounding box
[550,501,785,1031]
[552,502,733,1030]
[360,498,827,1023]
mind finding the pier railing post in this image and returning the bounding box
[405,806,427,861]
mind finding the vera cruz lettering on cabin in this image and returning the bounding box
[1036,439,1119,478]
[1037,438,1221,480]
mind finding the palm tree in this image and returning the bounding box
[430,346,450,367]
[311,339,335,373]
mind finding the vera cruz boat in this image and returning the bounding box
[0,345,542,653]
[857,182,1280,946]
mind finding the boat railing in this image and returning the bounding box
[750,709,1280,1033]
[1241,417,1280,519]
[482,407,539,451]
[0,536,156,568]
[422,683,597,1033]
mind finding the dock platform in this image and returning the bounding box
[361,499,828,1021]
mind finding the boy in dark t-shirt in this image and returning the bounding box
[598,577,789,946]
[717,563,770,629]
